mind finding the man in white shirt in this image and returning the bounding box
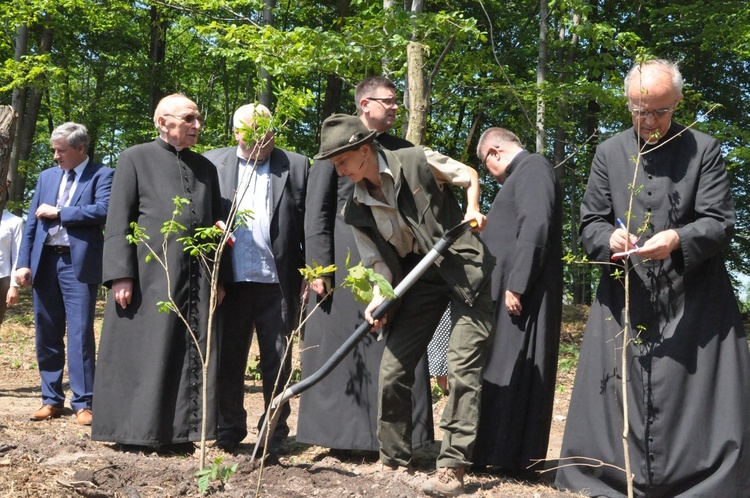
[0,180,22,324]
[15,122,112,426]
[204,104,309,452]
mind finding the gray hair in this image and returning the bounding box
[476,127,523,159]
[50,122,90,150]
[624,59,684,97]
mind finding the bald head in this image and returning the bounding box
[153,94,198,128]
[153,94,202,150]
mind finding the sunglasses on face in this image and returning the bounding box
[164,112,205,125]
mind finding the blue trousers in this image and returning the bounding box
[33,248,97,410]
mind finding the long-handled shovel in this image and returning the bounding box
[250,219,478,464]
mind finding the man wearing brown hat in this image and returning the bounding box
[315,113,495,497]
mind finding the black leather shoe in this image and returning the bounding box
[267,437,290,455]
[157,442,195,455]
[256,436,290,455]
[213,437,240,451]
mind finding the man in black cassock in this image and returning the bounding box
[471,127,562,474]
[92,94,226,449]
[556,59,750,496]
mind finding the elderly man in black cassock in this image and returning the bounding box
[92,94,226,451]
[556,59,750,496]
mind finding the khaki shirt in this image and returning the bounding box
[351,147,471,267]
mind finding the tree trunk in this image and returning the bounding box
[320,0,349,120]
[405,42,428,145]
[8,25,29,206]
[536,0,549,154]
[321,75,344,120]
[11,22,53,211]
[382,0,396,79]
[258,0,276,107]
[404,0,427,145]
[555,12,581,302]
[0,107,18,213]
[148,6,168,117]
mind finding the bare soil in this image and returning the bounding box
[0,291,589,497]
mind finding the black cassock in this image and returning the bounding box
[556,123,750,497]
[295,133,434,451]
[92,138,225,445]
[472,151,563,471]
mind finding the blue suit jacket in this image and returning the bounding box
[18,161,114,285]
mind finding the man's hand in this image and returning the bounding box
[637,229,680,260]
[505,290,522,316]
[6,286,18,307]
[35,203,59,220]
[216,283,226,307]
[463,209,487,232]
[14,268,31,287]
[609,228,640,254]
[364,285,388,332]
[310,277,332,298]
[112,278,133,309]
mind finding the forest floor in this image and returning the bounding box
[0,290,590,497]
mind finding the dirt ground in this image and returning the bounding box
[0,291,588,497]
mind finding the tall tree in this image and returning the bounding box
[536,0,549,153]
[0,106,17,213]
[148,5,168,117]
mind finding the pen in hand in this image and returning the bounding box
[616,218,639,249]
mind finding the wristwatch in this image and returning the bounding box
[56,207,61,218]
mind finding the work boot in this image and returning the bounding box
[422,466,465,496]
[379,461,414,474]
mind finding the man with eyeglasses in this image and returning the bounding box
[353,76,408,149]
[203,103,309,453]
[471,128,563,477]
[557,59,750,496]
[297,76,435,455]
[92,94,228,451]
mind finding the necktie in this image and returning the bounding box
[48,170,76,236]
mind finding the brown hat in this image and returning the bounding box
[315,114,377,160]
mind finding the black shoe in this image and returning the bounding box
[213,437,240,452]
[257,436,289,455]
[270,438,290,454]
[156,442,196,455]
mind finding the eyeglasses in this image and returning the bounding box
[367,96,399,108]
[628,105,676,120]
[164,112,204,125]
[480,149,494,169]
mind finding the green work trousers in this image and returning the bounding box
[378,263,494,468]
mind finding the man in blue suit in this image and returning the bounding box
[15,122,113,426]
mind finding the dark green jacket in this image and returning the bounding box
[344,146,494,306]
